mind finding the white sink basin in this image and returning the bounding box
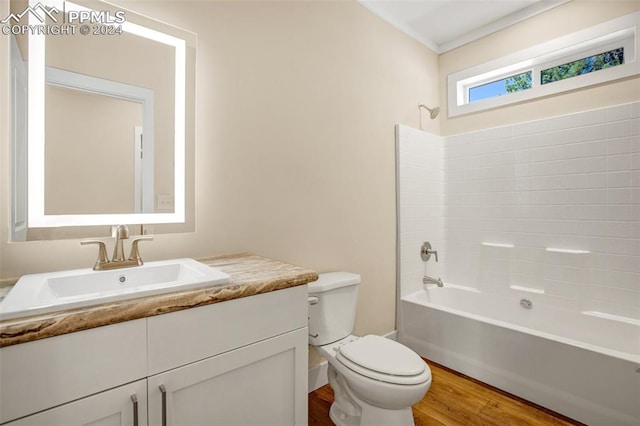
[0,258,231,321]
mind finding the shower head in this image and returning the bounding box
[419,104,440,119]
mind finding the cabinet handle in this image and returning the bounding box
[159,385,167,426]
[130,394,139,426]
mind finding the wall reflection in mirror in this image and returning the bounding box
[8,0,195,241]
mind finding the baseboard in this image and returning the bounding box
[308,360,329,393]
[308,330,398,393]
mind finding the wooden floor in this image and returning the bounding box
[308,359,583,426]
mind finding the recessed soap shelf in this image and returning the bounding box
[510,285,545,295]
[546,248,591,254]
[481,242,514,248]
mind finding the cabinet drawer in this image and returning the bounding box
[148,285,307,374]
[5,379,147,426]
[0,319,147,424]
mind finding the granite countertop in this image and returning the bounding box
[0,253,318,348]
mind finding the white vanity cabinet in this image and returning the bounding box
[0,285,309,426]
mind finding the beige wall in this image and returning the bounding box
[440,0,640,136]
[45,86,141,214]
[0,0,439,352]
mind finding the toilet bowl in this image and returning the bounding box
[308,273,431,426]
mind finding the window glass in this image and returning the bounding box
[469,71,532,103]
[541,47,624,85]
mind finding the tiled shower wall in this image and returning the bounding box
[398,102,640,320]
[397,125,444,297]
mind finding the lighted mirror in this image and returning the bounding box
[8,0,195,240]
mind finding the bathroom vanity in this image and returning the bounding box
[0,254,317,425]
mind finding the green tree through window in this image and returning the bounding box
[541,47,624,84]
[505,72,533,93]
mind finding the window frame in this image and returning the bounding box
[448,12,640,117]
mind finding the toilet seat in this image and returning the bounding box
[335,335,431,386]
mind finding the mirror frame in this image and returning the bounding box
[28,0,187,227]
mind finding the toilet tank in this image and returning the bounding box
[308,272,360,346]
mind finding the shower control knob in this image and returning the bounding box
[421,242,438,262]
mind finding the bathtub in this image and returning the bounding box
[399,286,640,425]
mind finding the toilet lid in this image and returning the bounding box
[336,335,430,385]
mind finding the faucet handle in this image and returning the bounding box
[128,236,153,265]
[420,241,438,262]
[429,249,438,262]
[81,239,110,270]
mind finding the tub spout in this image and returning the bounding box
[423,274,443,287]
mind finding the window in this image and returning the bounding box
[448,12,640,117]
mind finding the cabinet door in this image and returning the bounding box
[5,379,147,426]
[148,328,308,426]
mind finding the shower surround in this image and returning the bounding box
[396,102,640,425]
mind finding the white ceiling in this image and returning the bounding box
[357,0,570,53]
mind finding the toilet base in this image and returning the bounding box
[329,400,415,426]
[328,364,416,426]
[330,403,359,426]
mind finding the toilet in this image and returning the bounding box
[308,272,431,426]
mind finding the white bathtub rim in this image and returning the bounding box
[402,289,640,365]
[400,332,639,426]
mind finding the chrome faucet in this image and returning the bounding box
[421,241,444,287]
[112,224,129,262]
[81,225,153,271]
[423,274,444,287]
